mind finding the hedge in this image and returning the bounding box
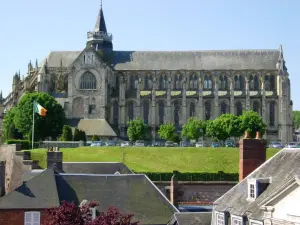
[134,171,239,181]
[6,139,40,150]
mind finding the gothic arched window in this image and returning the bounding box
[134,75,139,89]
[236,102,243,116]
[220,102,227,115]
[189,75,193,89]
[219,76,223,89]
[80,72,97,90]
[265,76,271,91]
[175,75,179,89]
[205,102,211,120]
[144,75,149,90]
[270,75,275,90]
[190,102,196,117]
[113,101,118,125]
[179,75,183,89]
[234,75,240,89]
[159,76,164,90]
[143,101,149,124]
[148,76,153,89]
[193,76,198,89]
[249,75,255,90]
[128,102,134,121]
[239,76,244,90]
[253,101,259,114]
[269,102,275,126]
[204,75,213,90]
[222,76,227,90]
[129,76,135,89]
[164,75,168,89]
[174,101,180,126]
[254,76,259,90]
[159,102,164,125]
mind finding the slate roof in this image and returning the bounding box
[22,162,133,181]
[39,49,280,71]
[1,168,179,224]
[77,119,117,136]
[94,6,107,33]
[62,162,133,174]
[0,168,60,209]
[214,148,300,219]
[168,212,212,225]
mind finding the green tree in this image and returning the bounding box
[181,117,206,140]
[293,111,300,130]
[2,107,23,140]
[61,125,73,141]
[158,123,175,141]
[238,111,266,137]
[91,135,100,142]
[206,114,241,141]
[13,93,66,141]
[127,119,148,142]
[73,128,80,141]
[79,130,87,142]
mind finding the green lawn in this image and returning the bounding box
[29,147,279,173]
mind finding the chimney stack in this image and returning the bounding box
[47,148,63,172]
[239,132,266,181]
[0,161,6,197]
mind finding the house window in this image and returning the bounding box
[231,216,243,225]
[89,105,96,114]
[216,212,225,225]
[24,211,40,225]
[248,181,257,199]
[80,72,97,90]
[249,219,263,225]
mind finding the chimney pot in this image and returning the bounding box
[255,132,261,139]
[244,131,251,139]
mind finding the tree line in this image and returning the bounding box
[127,111,266,142]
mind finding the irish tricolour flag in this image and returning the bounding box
[33,101,47,116]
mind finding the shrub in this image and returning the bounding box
[91,135,100,142]
[6,139,39,150]
[61,125,73,141]
[135,171,238,182]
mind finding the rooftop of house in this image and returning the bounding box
[0,167,178,224]
[214,148,300,220]
[167,212,212,225]
[22,162,133,181]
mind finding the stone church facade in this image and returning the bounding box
[0,4,293,143]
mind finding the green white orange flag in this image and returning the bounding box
[33,101,47,116]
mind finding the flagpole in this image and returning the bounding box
[32,101,34,150]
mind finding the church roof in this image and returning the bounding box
[39,49,280,71]
[77,119,117,137]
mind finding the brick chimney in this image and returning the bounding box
[0,161,5,197]
[47,148,63,172]
[239,132,266,181]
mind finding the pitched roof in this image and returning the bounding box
[62,162,133,174]
[22,162,134,181]
[214,149,300,219]
[56,173,178,224]
[39,49,280,71]
[77,119,117,136]
[0,168,60,209]
[168,212,212,225]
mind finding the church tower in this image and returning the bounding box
[87,2,113,52]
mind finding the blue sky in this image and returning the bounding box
[0,0,299,109]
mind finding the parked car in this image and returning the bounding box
[106,141,116,146]
[287,142,297,148]
[195,142,203,147]
[152,141,159,147]
[121,141,131,147]
[135,140,145,147]
[225,140,235,147]
[165,141,174,147]
[173,143,179,147]
[269,142,284,148]
[211,142,220,147]
[90,141,104,147]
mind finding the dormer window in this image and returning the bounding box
[231,215,244,225]
[215,211,227,225]
[248,179,257,200]
[248,178,271,201]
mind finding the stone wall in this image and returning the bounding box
[0,144,32,193]
[154,181,236,203]
[40,141,84,148]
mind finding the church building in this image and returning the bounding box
[0,4,293,143]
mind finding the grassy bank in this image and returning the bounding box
[29,147,279,173]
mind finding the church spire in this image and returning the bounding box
[87,1,113,51]
[94,1,107,34]
[277,44,288,75]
